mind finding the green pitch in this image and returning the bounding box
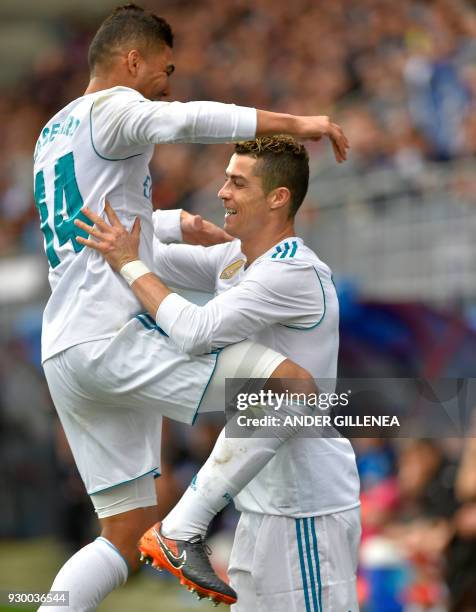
[0,538,211,611]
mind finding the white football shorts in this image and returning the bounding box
[43,315,285,495]
[228,507,361,612]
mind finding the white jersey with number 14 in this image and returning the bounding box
[33,86,256,362]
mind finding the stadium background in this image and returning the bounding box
[1,0,475,610]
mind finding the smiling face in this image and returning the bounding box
[218,154,272,241]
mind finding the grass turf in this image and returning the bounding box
[0,538,213,611]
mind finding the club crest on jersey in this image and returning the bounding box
[220,259,245,280]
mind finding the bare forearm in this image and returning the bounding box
[256,110,299,136]
[255,111,349,162]
[130,273,172,319]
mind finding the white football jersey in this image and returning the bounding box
[152,226,360,517]
[33,86,256,361]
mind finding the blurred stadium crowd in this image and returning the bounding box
[1,0,476,610]
[2,0,476,253]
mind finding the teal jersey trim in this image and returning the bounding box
[280,241,290,258]
[303,518,320,612]
[192,349,221,425]
[136,313,154,330]
[271,239,299,260]
[89,466,161,495]
[135,312,169,336]
[135,313,224,353]
[96,536,131,576]
[89,102,143,162]
[281,266,326,330]
[296,519,312,612]
[311,517,323,612]
[296,518,323,612]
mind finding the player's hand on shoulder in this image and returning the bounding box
[75,201,141,272]
[180,210,233,246]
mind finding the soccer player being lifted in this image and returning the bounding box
[35,4,350,610]
[77,136,361,612]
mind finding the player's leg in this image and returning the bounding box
[227,512,262,612]
[93,480,160,571]
[159,355,315,540]
[43,324,313,607]
[40,344,164,611]
[231,510,361,612]
[313,507,361,611]
[38,538,128,612]
[39,477,159,612]
[39,322,248,609]
[100,324,315,538]
[228,513,309,612]
[139,343,319,604]
[256,514,325,612]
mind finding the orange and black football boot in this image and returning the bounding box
[138,522,237,606]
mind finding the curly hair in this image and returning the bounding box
[88,4,174,73]
[235,136,309,218]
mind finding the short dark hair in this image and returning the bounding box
[88,4,174,73]
[234,136,310,218]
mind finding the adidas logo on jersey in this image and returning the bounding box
[271,240,299,259]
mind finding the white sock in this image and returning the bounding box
[163,401,309,540]
[38,537,128,612]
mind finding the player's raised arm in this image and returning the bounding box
[85,2,350,163]
[92,94,349,163]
